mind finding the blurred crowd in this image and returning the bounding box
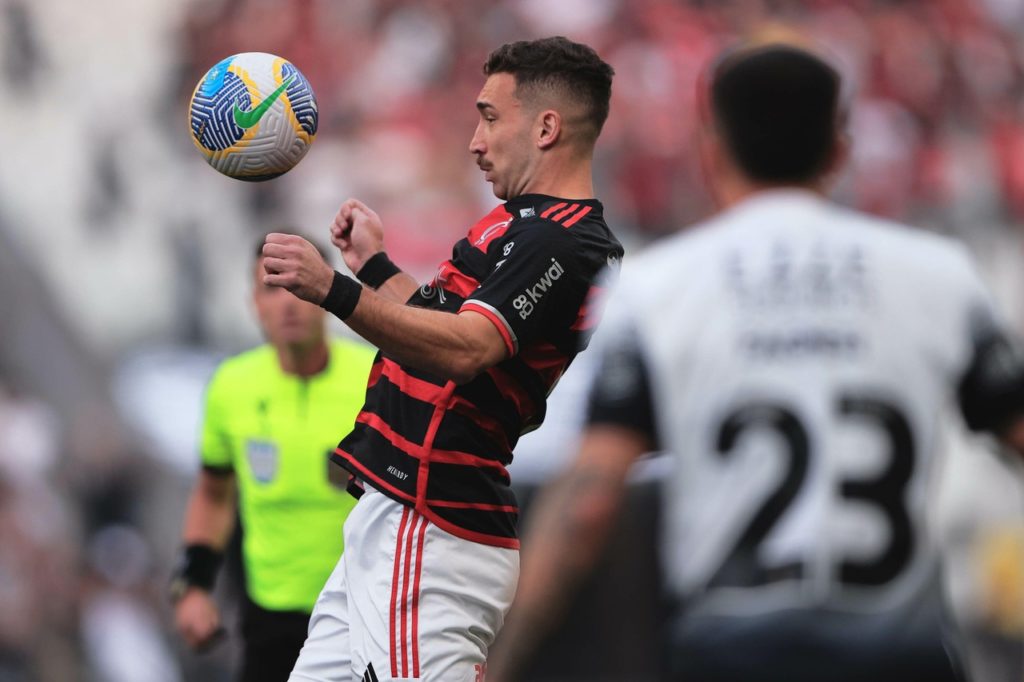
[181,0,1024,263]
[3,0,1024,679]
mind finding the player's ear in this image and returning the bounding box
[537,109,561,150]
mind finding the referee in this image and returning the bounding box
[171,236,376,681]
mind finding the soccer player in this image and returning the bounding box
[486,44,1024,682]
[260,37,621,681]
[171,236,376,682]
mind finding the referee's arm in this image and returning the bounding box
[174,469,236,649]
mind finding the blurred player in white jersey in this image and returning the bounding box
[488,44,1024,682]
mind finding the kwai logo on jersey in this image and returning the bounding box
[245,439,279,483]
[513,258,564,319]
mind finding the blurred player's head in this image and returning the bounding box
[701,43,846,206]
[471,36,614,200]
[252,233,329,350]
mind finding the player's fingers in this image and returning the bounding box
[261,242,291,260]
[348,197,375,216]
[262,256,290,273]
[263,272,289,288]
[263,232,295,246]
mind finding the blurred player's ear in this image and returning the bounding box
[537,109,561,150]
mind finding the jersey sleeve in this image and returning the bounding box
[582,273,660,446]
[199,366,234,473]
[949,252,1024,434]
[460,222,590,355]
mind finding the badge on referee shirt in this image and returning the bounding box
[245,439,278,483]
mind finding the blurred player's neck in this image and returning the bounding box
[276,338,329,377]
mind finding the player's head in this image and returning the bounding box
[252,233,329,349]
[471,36,614,200]
[701,43,846,202]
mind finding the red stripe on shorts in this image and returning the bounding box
[400,512,419,677]
[411,515,428,678]
[390,507,411,678]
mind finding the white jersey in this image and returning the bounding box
[586,190,1021,622]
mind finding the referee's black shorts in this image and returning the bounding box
[239,596,310,682]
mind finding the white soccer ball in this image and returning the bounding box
[189,52,318,181]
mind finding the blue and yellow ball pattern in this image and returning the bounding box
[189,52,318,181]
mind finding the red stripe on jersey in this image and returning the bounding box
[422,508,520,549]
[356,412,428,460]
[380,358,448,404]
[390,507,410,678]
[571,284,604,331]
[429,447,510,474]
[411,518,428,678]
[540,202,568,218]
[561,205,593,228]
[366,360,384,388]
[425,498,519,512]
[460,302,515,356]
[400,512,419,677]
[335,449,418,504]
[552,203,580,222]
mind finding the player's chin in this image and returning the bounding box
[489,181,509,201]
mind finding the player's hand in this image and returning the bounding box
[174,588,224,651]
[331,198,385,275]
[262,233,335,304]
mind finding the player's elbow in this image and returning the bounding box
[446,353,490,385]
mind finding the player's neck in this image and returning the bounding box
[521,156,594,200]
[276,339,329,377]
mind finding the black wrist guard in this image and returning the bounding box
[320,271,362,320]
[356,252,401,289]
[170,544,223,599]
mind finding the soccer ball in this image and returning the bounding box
[189,52,318,181]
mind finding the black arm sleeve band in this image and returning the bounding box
[958,330,1024,434]
[320,271,363,321]
[356,252,402,289]
[174,544,224,591]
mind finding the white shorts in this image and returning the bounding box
[290,484,520,682]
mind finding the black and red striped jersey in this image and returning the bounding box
[333,194,623,548]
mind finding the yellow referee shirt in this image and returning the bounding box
[200,337,375,611]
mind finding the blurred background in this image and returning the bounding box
[3,0,1024,679]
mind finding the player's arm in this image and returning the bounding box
[957,311,1024,459]
[263,233,508,383]
[330,199,420,304]
[173,468,236,650]
[486,425,648,682]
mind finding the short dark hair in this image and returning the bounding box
[252,232,329,263]
[483,36,614,143]
[710,44,842,183]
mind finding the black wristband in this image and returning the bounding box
[320,271,363,320]
[173,544,223,592]
[356,252,401,289]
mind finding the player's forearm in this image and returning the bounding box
[373,271,420,304]
[344,288,494,383]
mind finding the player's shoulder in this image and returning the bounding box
[835,206,980,279]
